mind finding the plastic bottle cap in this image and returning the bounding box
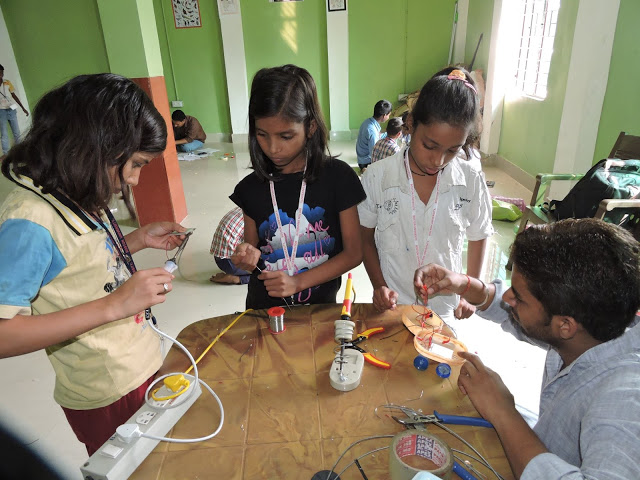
[436,363,451,379]
[413,355,429,371]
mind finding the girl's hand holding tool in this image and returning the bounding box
[230,242,262,271]
[108,268,175,320]
[259,269,299,298]
[134,221,190,251]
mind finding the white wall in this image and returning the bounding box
[326,7,349,138]
[0,4,30,135]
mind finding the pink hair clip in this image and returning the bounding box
[447,69,477,95]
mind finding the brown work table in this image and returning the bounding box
[130,303,514,479]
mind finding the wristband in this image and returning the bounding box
[467,279,491,308]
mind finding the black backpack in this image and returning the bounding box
[550,159,640,227]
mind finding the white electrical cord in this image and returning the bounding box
[132,320,225,443]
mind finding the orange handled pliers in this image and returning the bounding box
[344,327,391,369]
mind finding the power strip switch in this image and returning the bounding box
[80,382,202,480]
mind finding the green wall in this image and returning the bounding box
[593,0,640,163]
[464,0,493,73]
[348,0,456,129]
[242,0,329,127]
[1,0,109,108]
[153,0,230,134]
[497,1,578,176]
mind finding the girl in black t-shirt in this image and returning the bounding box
[230,64,365,309]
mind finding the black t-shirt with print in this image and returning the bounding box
[230,157,366,309]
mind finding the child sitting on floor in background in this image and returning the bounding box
[209,206,250,285]
[371,117,403,163]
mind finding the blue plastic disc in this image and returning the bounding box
[413,355,429,371]
[436,363,451,378]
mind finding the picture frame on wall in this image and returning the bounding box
[172,0,202,28]
[328,0,346,12]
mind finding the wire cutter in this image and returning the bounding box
[343,327,391,369]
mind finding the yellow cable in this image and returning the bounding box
[151,309,253,402]
[184,308,253,375]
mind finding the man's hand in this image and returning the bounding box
[457,351,516,424]
[372,286,398,312]
[231,243,261,271]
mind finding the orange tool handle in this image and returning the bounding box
[358,326,384,339]
[363,353,391,369]
[341,273,354,319]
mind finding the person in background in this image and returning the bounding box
[400,110,412,147]
[0,74,187,455]
[209,206,250,285]
[355,99,392,172]
[414,218,640,480]
[359,67,492,321]
[371,117,403,163]
[0,64,29,155]
[171,109,206,152]
[230,64,365,309]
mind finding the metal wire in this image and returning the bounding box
[433,422,503,480]
[325,435,395,480]
[335,445,390,479]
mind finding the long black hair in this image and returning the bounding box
[412,66,480,159]
[2,73,167,214]
[248,64,330,182]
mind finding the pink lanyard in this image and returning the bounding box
[402,147,441,266]
[269,171,307,276]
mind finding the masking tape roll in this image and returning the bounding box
[389,430,454,480]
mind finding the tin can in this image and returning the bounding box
[267,306,286,334]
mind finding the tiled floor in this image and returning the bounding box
[0,140,545,478]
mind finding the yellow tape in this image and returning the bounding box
[389,430,454,480]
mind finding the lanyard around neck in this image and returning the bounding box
[91,208,157,323]
[269,169,307,276]
[91,209,137,275]
[402,147,441,267]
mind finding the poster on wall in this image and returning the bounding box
[328,0,346,11]
[218,0,238,15]
[172,0,202,28]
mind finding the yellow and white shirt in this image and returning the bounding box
[0,174,162,409]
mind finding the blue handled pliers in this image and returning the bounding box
[393,410,493,429]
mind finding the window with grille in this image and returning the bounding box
[514,0,560,99]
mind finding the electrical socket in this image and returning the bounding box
[80,382,202,480]
[171,100,183,108]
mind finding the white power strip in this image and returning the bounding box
[80,382,202,480]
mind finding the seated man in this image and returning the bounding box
[371,117,403,163]
[414,218,640,479]
[171,109,206,152]
[355,99,391,172]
